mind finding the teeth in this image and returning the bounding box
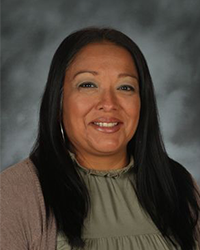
[94,122,118,127]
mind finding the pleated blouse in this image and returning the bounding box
[57,153,199,250]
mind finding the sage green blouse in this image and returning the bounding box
[57,153,197,250]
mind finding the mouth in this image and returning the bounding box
[92,122,119,128]
[90,119,123,133]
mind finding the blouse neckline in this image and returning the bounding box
[68,151,134,178]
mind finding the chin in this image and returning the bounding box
[92,144,125,155]
[87,137,128,155]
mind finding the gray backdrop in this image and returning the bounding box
[2,0,200,185]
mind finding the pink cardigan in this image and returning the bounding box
[1,158,200,249]
[1,159,57,250]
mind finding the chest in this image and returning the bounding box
[82,175,159,238]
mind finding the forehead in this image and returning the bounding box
[66,42,138,75]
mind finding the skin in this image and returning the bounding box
[62,42,141,170]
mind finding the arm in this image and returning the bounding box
[1,169,29,249]
[0,160,46,249]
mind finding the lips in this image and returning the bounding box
[93,122,118,127]
[90,117,123,133]
[91,117,123,123]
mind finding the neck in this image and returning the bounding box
[71,149,129,171]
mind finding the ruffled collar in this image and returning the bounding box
[68,151,134,178]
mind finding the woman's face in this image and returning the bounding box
[63,42,140,157]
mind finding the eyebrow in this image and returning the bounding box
[118,73,138,80]
[73,70,138,80]
[73,71,98,79]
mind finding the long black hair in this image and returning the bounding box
[30,27,199,249]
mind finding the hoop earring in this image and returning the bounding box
[59,89,65,141]
[60,123,65,141]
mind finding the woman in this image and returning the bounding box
[1,27,200,250]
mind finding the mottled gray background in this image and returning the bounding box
[1,0,200,185]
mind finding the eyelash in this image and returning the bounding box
[118,85,135,91]
[78,82,97,88]
[78,82,135,91]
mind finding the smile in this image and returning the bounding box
[90,121,122,133]
[93,122,118,127]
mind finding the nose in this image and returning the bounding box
[96,88,118,111]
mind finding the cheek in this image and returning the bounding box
[63,96,93,130]
[125,99,141,130]
[126,97,140,118]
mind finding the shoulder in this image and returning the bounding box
[1,158,43,222]
[169,159,200,246]
[1,157,43,211]
[0,159,53,249]
[1,158,41,199]
[1,158,37,182]
[169,158,196,185]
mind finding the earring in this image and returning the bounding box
[60,123,65,141]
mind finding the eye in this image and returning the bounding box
[78,82,97,88]
[118,85,135,91]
